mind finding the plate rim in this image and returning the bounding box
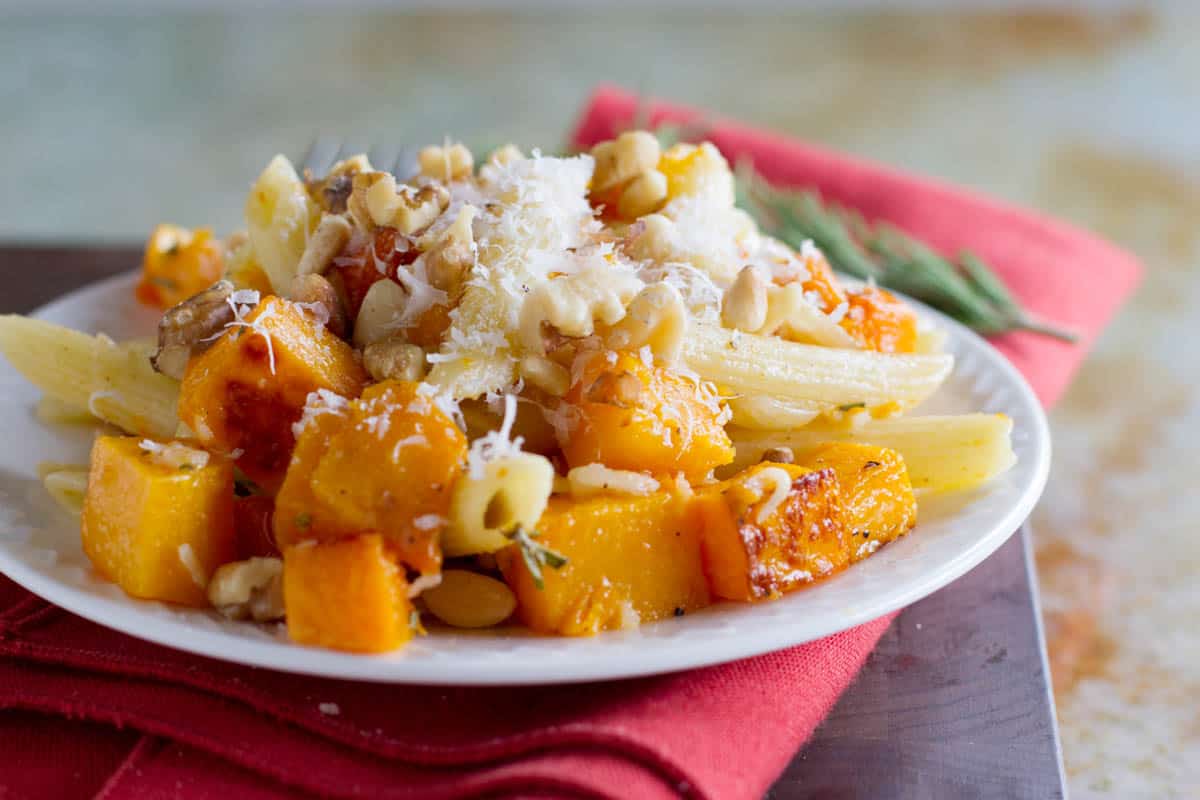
[0,270,1051,685]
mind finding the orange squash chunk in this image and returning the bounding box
[793,246,846,314]
[274,381,466,576]
[802,442,916,561]
[498,492,710,636]
[135,224,224,309]
[694,462,850,601]
[81,436,235,607]
[283,534,413,653]
[559,351,734,480]
[178,296,367,491]
[839,286,919,354]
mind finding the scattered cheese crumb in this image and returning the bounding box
[748,467,793,524]
[406,572,443,598]
[139,439,210,470]
[177,543,208,589]
[292,389,349,438]
[567,463,660,497]
[465,393,524,479]
[210,292,278,374]
[412,513,444,531]
[318,702,341,716]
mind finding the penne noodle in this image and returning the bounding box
[683,323,954,418]
[0,315,180,439]
[40,467,90,516]
[427,355,517,401]
[35,394,95,425]
[726,395,819,430]
[244,154,317,294]
[727,413,1015,492]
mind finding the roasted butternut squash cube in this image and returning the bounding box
[802,442,916,561]
[81,436,235,606]
[274,381,466,575]
[694,462,850,601]
[135,224,224,309]
[178,296,367,490]
[283,534,413,653]
[839,286,919,354]
[497,492,710,636]
[559,351,734,480]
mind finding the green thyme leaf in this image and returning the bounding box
[294,512,312,530]
[506,526,568,591]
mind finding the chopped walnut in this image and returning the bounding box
[306,154,372,214]
[354,171,451,235]
[761,446,795,465]
[420,204,477,296]
[591,131,660,194]
[289,273,348,338]
[150,280,235,380]
[617,169,668,219]
[585,370,645,409]
[418,142,474,182]
[296,214,353,277]
[519,355,570,397]
[207,557,284,622]
[363,338,427,382]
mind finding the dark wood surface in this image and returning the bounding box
[2,246,1066,800]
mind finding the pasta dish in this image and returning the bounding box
[0,132,1015,652]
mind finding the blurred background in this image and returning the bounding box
[1,3,1196,797]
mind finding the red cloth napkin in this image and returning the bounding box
[0,85,1141,800]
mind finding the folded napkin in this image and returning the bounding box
[0,85,1141,800]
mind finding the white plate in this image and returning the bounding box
[0,272,1049,685]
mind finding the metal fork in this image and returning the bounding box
[298,137,419,180]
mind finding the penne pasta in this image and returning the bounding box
[35,394,95,425]
[40,466,89,516]
[683,323,953,418]
[0,315,180,439]
[244,154,318,294]
[727,413,1015,492]
[427,355,517,401]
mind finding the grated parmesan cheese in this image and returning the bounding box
[465,394,524,479]
[406,572,443,598]
[177,543,208,589]
[567,463,660,497]
[415,382,465,430]
[391,433,429,463]
[827,301,849,325]
[412,513,445,531]
[138,439,210,471]
[208,292,278,374]
[292,389,349,438]
[748,467,794,524]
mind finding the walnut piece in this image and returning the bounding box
[363,338,427,382]
[207,557,284,622]
[289,273,348,338]
[150,280,235,380]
